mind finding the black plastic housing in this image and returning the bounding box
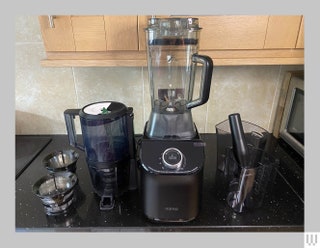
[138,137,205,222]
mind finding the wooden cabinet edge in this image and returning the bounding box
[40,58,304,67]
[40,49,304,67]
[40,59,147,67]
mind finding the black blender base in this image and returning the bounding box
[140,165,203,222]
[138,132,205,222]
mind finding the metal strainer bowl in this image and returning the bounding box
[43,149,79,173]
[32,171,78,215]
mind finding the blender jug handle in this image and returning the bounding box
[187,54,213,109]
[64,109,85,151]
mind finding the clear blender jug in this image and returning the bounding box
[145,17,213,139]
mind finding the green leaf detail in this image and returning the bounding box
[100,107,109,115]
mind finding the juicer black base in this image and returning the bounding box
[138,135,205,222]
[87,158,133,210]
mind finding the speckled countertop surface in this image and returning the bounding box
[15,134,304,232]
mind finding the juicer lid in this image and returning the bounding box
[83,102,111,115]
[80,101,128,120]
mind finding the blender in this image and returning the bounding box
[138,17,213,222]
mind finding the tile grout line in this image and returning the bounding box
[71,67,80,108]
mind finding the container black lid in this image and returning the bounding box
[79,101,128,120]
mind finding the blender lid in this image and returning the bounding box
[146,17,201,32]
[145,17,201,46]
[80,101,128,120]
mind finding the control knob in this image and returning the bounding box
[162,147,184,170]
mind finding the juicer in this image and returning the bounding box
[138,17,213,222]
[64,101,137,210]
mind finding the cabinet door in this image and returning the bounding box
[38,16,75,51]
[264,16,302,49]
[296,16,304,48]
[138,16,148,51]
[104,16,138,51]
[71,16,106,51]
[198,16,269,50]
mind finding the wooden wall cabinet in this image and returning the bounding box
[39,16,75,51]
[39,16,138,52]
[194,15,304,65]
[198,16,269,50]
[264,16,302,48]
[39,15,304,67]
[296,16,304,48]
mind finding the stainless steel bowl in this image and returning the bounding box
[32,171,78,215]
[43,149,79,173]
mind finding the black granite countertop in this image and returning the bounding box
[15,134,304,232]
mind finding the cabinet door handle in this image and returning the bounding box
[48,15,55,28]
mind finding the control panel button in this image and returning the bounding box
[162,148,183,169]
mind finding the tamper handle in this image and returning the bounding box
[228,113,249,168]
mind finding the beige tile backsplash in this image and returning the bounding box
[15,16,304,135]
